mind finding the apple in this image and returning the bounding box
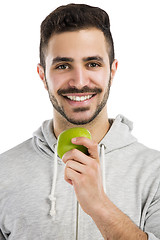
[57,127,92,159]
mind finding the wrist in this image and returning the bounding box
[90,193,115,221]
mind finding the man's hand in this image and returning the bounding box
[62,136,106,216]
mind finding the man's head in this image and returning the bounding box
[39,3,115,71]
[37,4,118,126]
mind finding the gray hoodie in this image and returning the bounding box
[0,115,160,240]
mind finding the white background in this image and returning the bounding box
[0,0,160,153]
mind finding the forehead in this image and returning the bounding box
[46,28,109,60]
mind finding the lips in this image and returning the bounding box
[58,87,101,105]
[64,94,93,102]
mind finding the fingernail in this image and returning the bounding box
[72,138,77,143]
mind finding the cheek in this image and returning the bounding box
[46,72,62,93]
[45,64,60,92]
[91,71,110,87]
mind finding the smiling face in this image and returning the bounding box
[38,28,118,126]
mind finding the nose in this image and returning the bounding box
[68,66,89,89]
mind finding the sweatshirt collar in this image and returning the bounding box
[33,114,137,157]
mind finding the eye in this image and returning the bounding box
[55,64,70,70]
[87,62,101,68]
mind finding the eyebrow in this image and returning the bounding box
[83,56,104,63]
[52,57,74,65]
[51,55,104,65]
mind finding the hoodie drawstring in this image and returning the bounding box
[100,144,106,193]
[49,144,58,217]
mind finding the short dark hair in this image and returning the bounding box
[40,3,115,69]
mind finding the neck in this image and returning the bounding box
[53,108,110,143]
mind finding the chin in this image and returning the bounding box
[64,114,97,125]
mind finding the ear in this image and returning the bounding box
[37,64,48,90]
[110,59,118,85]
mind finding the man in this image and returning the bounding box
[0,3,159,240]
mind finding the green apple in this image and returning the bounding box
[57,127,92,159]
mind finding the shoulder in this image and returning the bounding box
[0,138,39,175]
[0,138,33,160]
[130,142,160,183]
[133,141,160,162]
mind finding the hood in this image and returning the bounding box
[100,114,137,153]
[33,114,137,158]
[33,119,57,158]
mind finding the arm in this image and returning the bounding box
[90,195,147,240]
[62,137,148,240]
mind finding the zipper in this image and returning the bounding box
[76,201,79,240]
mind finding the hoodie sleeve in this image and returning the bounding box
[144,180,160,240]
[146,232,160,240]
[0,230,5,240]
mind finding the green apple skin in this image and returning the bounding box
[57,127,92,159]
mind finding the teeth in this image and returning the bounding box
[66,95,93,102]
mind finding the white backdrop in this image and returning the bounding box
[0,0,160,153]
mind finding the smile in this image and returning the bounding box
[64,95,94,102]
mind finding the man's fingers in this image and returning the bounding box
[71,137,99,161]
[64,164,80,185]
[66,159,85,174]
[62,148,88,165]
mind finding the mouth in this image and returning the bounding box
[63,94,95,102]
[58,87,101,103]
